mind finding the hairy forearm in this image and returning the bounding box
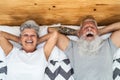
[48,27,70,51]
[99,22,120,35]
[49,27,78,36]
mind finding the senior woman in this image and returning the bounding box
[0,20,58,80]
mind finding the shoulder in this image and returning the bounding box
[64,40,77,52]
[102,38,118,51]
[68,40,77,47]
[6,47,20,58]
[110,30,120,48]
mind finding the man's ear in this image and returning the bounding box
[77,30,81,37]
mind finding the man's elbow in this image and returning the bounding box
[0,31,5,39]
[47,27,51,33]
[48,27,59,33]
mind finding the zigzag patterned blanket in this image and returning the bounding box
[44,47,74,80]
[0,47,7,80]
[113,49,120,80]
[0,60,7,80]
[45,59,74,80]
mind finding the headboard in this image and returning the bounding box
[0,0,120,26]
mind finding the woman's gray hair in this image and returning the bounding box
[20,20,40,36]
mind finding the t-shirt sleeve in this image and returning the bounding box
[108,38,118,54]
[64,40,73,56]
[6,47,18,58]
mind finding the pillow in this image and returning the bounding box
[0,24,74,80]
[44,46,74,80]
[0,24,60,48]
[0,24,120,80]
[0,25,48,48]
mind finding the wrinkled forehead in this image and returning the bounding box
[21,28,37,35]
[81,19,97,28]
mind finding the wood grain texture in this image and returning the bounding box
[0,0,120,26]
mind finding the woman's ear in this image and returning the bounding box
[18,37,22,45]
[37,38,40,45]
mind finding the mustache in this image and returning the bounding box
[86,31,94,35]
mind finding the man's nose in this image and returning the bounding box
[87,27,92,31]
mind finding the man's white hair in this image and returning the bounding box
[77,36,103,55]
[80,15,98,28]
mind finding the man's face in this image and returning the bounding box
[20,28,38,53]
[79,20,98,41]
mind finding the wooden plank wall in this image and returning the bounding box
[0,0,120,26]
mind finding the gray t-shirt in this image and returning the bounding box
[65,38,118,80]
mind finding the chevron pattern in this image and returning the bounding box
[44,59,74,80]
[0,61,3,63]
[0,60,7,80]
[113,58,120,80]
[0,66,7,74]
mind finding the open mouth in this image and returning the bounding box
[86,34,94,37]
[25,40,33,44]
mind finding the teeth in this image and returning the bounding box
[87,34,93,37]
[85,31,94,37]
[26,40,33,43]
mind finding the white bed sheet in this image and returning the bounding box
[0,25,119,60]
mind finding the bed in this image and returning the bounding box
[0,0,120,80]
[0,24,120,80]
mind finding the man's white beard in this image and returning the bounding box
[77,36,103,55]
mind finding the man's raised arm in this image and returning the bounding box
[99,22,120,36]
[49,26,78,36]
[48,27,70,51]
[99,22,120,48]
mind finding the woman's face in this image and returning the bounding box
[20,28,38,53]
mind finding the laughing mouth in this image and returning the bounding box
[25,40,33,44]
[86,34,94,37]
